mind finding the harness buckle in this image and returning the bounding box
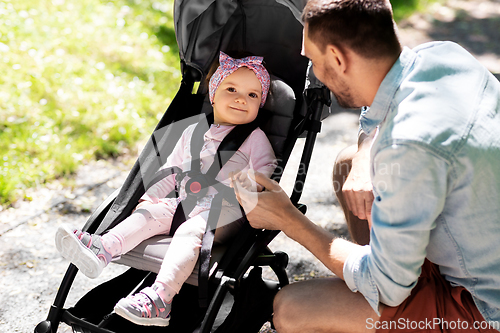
[185,173,210,198]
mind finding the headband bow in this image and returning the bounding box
[209,52,270,108]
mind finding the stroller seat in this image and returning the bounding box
[115,235,227,287]
[114,77,296,287]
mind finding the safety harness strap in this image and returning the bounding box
[168,114,213,237]
[147,112,263,308]
[204,119,261,181]
[198,188,225,308]
[145,166,183,191]
[189,113,214,175]
[194,119,262,307]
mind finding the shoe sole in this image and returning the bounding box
[55,225,103,279]
[114,304,170,327]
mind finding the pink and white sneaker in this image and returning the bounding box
[55,225,112,279]
[114,286,171,326]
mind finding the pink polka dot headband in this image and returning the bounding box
[209,52,270,108]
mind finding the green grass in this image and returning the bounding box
[0,0,179,206]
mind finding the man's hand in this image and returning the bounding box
[342,158,374,220]
[342,131,375,221]
[231,170,295,231]
[232,171,359,278]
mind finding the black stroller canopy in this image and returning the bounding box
[175,0,309,97]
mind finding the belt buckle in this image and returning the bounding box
[186,173,209,198]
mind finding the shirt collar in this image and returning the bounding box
[359,47,417,135]
[204,124,235,141]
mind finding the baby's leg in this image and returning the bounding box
[113,207,245,325]
[55,202,177,279]
[153,205,245,302]
[55,226,113,279]
[103,202,177,257]
[153,213,208,302]
[113,209,206,327]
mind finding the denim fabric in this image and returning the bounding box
[343,42,500,327]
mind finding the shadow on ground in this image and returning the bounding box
[427,11,500,57]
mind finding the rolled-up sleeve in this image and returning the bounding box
[343,143,450,314]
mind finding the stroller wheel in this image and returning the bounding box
[34,320,51,333]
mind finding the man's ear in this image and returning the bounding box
[327,44,348,74]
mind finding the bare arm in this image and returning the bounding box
[232,170,361,278]
[342,129,376,223]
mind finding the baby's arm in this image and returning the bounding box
[140,174,177,205]
[249,129,277,174]
[232,129,277,191]
[138,126,192,207]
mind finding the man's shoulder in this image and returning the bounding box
[412,41,468,55]
[396,41,489,122]
[382,42,489,154]
[410,41,484,78]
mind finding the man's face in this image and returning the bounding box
[302,24,359,109]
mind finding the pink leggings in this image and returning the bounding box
[102,201,243,294]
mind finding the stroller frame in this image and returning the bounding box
[36,0,333,332]
[35,86,328,333]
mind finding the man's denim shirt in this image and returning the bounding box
[343,41,500,326]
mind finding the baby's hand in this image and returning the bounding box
[230,170,264,192]
[133,200,152,213]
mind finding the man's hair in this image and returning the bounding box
[302,0,401,59]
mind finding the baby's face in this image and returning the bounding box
[212,67,262,126]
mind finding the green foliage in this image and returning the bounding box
[391,0,441,22]
[0,0,179,206]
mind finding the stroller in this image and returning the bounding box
[35,0,332,332]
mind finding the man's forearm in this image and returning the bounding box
[236,170,363,279]
[281,131,374,277]
[283,208,361,279]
